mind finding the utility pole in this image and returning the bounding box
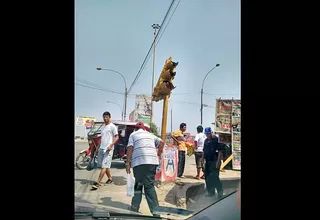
[170,108,173,133]
[200,88,204,125]
[150,23,160,126]
[124,88,127,121]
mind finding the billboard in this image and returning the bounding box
[137,115,151,124]
[76,116,96,129]
[231,101,241,170]
[215,99,241,170]
[135,94,151,123]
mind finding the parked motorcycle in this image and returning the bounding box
[75,131,101,170]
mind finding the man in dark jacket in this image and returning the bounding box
[203,127,224,198]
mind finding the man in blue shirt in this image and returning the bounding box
[203,127,223,197]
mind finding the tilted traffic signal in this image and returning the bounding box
[152,57,178,102]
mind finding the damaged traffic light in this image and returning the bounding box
[152,57,178,102]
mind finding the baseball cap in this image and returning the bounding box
[135,122,145,130]
[204,127,212,134]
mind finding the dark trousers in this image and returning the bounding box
[131,164,159,216]
[204,160,223,195]
[178,151,186,177]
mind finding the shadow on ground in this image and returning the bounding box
[111,176,127,185]
[111,161,126,169]
[75,175,127,186]
[75,178,93,185]
[98,197,130,210]
[163,185,176,205]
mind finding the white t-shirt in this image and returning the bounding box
[127,128,161,168]
[194,132,206,152]
[99,123,118,150]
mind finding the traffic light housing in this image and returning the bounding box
[152,57,178,102]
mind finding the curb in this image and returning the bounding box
[173,177,240,209]
[75,139,88,142]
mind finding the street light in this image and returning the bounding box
[200,64,220,125]
[106,101,124,121]
[96,68,128,121]
[150,23,160,125]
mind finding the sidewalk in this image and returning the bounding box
[171,155,241,209]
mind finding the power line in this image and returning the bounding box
[76,77,109,90]
[127,0,176,93]
[170,100,199,106]
[76,77,139,97]
[203,92,240,96]
[155,0,181,47]
[75,83,124,95]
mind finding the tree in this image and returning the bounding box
[149,122,160,137]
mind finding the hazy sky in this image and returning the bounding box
[75,0,240,136]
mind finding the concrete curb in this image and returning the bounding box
[172,177,240,209]
[75,139,88,142]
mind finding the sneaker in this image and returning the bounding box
[128,206,141,214]
[105,179,114,184]
[91,182,101,189]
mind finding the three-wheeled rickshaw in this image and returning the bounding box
[75,121,150,170]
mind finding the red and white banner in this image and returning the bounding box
[155,144,178,182]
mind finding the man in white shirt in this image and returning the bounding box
[92,111,119,189]
[194,125,207,180]
[126,122,164,217]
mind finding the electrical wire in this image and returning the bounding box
[127,0,176,93]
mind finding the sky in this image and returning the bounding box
[75,0,240,136]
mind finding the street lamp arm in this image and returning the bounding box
[200,64,220,125]
[106,101,123,112]
[106,101,124,120]
[97,68,127,89]
[201,64,220,90]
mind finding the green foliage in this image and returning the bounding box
[149,122,159,137]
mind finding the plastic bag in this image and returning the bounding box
[126,173,134,197]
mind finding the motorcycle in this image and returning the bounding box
[75,126,101,170]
